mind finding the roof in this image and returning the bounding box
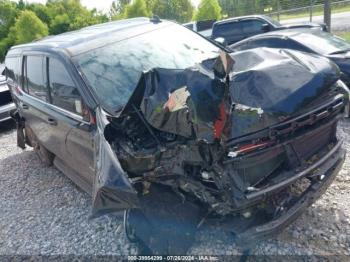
[214,15,268,26]
[9,18,172,57]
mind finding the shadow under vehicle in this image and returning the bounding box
[5,18,347,254]
[0,64,16,123]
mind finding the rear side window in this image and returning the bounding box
[214,22,242,37]
[48,58,82,115]
[25,56,48,102]
[241,20,265,34]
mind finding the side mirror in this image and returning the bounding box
[214,37,227,47]
[261,24,270,32]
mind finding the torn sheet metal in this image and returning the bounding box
[91,108,139,217]
[91,48,342,216]
[122,48,340,142]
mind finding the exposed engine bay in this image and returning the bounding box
[94,49,346,213]
[90,49,347,252]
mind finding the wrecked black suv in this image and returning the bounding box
[5,18,347,254]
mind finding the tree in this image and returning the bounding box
[194,0,222,21]
[12,10,48,44]
[110,0,131,18]
[12,10,49,44]
[46,0,107,33]
[151,0,194,23]
[125,0,150,18]
[0,0,18,39]
[26,3,51,25]
[0,0,110,61]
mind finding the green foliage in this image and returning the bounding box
[194,0,222,21]
[110,0,131,18]
[12,10,48,44]
[46,0,106,33]
[50,13,70,34]
[125,0,150,18]
[0,0,18,39]
[26,3,51,25]
[151,0,194,23]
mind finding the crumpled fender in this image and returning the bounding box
[91,107,139,217]
[91,48,341,216]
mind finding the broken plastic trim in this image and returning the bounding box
[91,48,344,218]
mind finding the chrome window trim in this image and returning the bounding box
[21,89,90,124]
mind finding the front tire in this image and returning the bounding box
[123,185,202,255]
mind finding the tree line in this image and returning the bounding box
[0,0,327,61]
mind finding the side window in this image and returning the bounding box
[25,56,48,101]
[48,57,83,115]
[5,56,20,84]
[241,20,265,34]
[214,22,242,38]
[249,38,286,49]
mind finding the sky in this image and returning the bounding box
[22,0,201,13]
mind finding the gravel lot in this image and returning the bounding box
[0,119,349,257]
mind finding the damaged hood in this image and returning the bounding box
[120,48,340,143]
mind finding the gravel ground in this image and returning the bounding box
[0,119,349,257]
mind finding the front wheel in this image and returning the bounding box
[123,186,202,255]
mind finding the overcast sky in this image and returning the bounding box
[23,0,201,13]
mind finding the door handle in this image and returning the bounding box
[21,103,29,110]
[47,117,57,126]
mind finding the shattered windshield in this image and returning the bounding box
[74,24,220,111]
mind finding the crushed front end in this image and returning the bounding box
[92,48,347,250]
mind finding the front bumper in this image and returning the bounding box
[0,102,16,123]
[235,143,346,247]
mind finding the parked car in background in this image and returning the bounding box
[183,19,216,37]
[0,64,16,123]
[230,29,350,88]
[5,18,347,255]
[212,15,326,45]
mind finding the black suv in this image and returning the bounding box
[5,18,346,254]
[211,15,326,45]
